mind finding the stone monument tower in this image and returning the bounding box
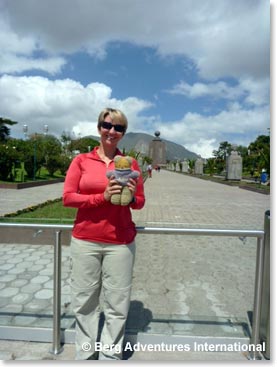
[148,131,166,167]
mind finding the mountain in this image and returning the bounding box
[119,132,199,161]
[86,132,199,161]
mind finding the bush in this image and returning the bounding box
[0,143,20,181]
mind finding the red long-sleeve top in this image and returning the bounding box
[63,147,145,244]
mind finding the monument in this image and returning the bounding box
[194,158,204,175]
[182,160,189,173]
[148,131,166,167]
[226,150,242,180]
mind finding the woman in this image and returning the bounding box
[63,108,145,360]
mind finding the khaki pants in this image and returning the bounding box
[70,237,136,360]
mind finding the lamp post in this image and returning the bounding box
[44,124,49,135]
[23,124,28,140]
[22,124,49,181]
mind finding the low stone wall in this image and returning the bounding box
[0,178,65,190]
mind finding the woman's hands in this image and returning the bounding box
[104,177,122,202]
[104,177,137,203]
[127,178,138,201]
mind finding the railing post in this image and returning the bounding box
[50,230,63,355]
[247,235,265,360]
[259,210,270,359]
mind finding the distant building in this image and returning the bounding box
[148,131,166,167]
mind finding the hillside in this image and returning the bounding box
[119,132,198,161]
[86,132,198,161]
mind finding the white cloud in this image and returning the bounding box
[0,0,269,79]
[168,77,270,107]
[186,138,217,159]
[0,74,269,159]
[239,78,270,106]
[156,104,269,158]
[168,81,244,101]
[0,15,66,74]
[0,74,152,138]
[0,53,66,75]
[0,0,269,160]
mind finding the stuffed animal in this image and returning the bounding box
[106,155,140,206]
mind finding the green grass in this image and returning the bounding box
[0,166,64,184]
[1,199,77,224]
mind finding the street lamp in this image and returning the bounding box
[44,124,49,135]
[23,124,28,140]
[22,124,49,181]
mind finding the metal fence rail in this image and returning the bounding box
[0,221,266,360]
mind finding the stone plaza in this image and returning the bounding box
[0,169,270,360]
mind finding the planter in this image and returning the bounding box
[0,178,64,189]
[239,185,270,195]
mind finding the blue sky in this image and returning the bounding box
[0,0,270,157]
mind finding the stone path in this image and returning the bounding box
[0,170,270,360]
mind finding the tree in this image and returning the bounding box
[58,155,72,175]
[248,135,270,175]
[0,118,17,142]
[212,141,232,174]
[0,141,20,180]
[188,159,196,173]
[42,135,63,176]
[68,137,99,154]
[212,141,232,160]
[20,138,44,179]
[205,158,216,176]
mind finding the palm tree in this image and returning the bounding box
[205,158,216,176]
[188,159,196,174]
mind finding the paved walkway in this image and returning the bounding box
[0,170,270,361]
[0,183,64,217]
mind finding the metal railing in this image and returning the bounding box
[0,219,267,360]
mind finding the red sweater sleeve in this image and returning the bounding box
[63,155,107,208]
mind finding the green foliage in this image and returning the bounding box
[143,156,152,165]
[0,134,64,181]
[248,135,270,175]
[205,158,216,176]
[0,117,18,142]
[45,156,60,176]
[212,141,232,160]
[68,137,99,154]
[42,135,62,176]
[0,142,20,180]
[212,141,232,174]
[211,135,270,177]
[188,159,196,173]
[125,148,141,160]
[58,155,72,175]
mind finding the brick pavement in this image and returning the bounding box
[0,169,270,360]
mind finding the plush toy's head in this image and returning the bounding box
[114,155,132,170]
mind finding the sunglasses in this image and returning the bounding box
[100,121,125,133]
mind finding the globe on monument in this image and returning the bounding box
[154,131,160,138]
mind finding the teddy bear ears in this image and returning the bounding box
[114,155,133,168]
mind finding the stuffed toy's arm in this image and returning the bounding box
[106,170,116,179]
[129,161,145,210]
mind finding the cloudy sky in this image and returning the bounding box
[0,0,270,158]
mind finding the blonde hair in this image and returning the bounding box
[97,108,128,133]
